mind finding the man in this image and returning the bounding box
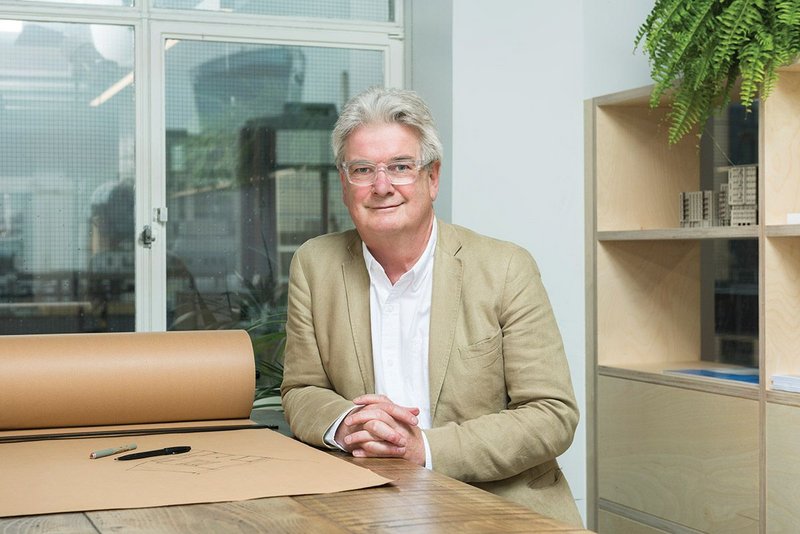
[280,86,582,527]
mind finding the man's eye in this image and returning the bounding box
[389,162,413,173]
[350,165,373,175]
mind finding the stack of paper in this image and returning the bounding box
[771,374,800,393]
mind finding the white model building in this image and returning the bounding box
[679,164,758,228]
[680,190,714,228]
[727,165,758,226]
[718,183,730,226]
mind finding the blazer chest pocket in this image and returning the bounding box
[452,330,505,414]
[458,330,503,369]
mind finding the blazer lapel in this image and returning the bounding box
[428,221,463,423]
[342,235,375,394]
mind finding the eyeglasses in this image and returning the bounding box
[341,159,429,186]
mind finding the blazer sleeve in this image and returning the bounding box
[279,245,356,447]
[424,246,579,483]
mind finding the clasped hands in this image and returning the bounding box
[334,394,425,466]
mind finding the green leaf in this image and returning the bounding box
[635,0,800,144]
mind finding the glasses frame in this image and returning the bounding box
[340,159,429,186]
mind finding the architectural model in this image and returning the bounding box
[680,164,758,228]
[680,190,714,227]
[727,165,758,226]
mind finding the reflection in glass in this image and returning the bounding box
[164,40,382,337]
[700,104,759,367]
[154,0,393,22]
[0,20,135,334]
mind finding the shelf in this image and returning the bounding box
[595,102,699,233]
[764,68,800,225]
[599,362,759,399]
[767,389,800,407]
[598,226,758,241]
[765,224,800,237]
[765,238,800,385]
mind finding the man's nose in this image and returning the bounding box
[372,168,395,194]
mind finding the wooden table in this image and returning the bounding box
[0,410,592,533]
[0,454,590,533]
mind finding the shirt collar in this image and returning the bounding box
[362,218,438,289]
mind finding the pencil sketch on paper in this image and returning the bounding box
[124,450,306,475]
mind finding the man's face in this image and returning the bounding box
[340,122,440,242]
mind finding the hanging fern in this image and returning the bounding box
[635,0,800,144]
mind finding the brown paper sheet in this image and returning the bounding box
[0,428,389,517]
[0,331,391,517]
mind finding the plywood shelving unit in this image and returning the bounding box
[586,64,800,534]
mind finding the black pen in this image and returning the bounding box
[115,446,191,461]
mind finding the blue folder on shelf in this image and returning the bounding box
[664,367,759,384]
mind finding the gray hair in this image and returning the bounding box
[331,86,444,168]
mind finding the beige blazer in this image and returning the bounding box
[281,220,582,527]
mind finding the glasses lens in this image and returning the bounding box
[346,162,376,184]
[386,161,418,182]
[345,160,424,185]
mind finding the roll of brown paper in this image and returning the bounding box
[0,330,255,430]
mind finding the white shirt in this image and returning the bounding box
[324,221,437,467]
[364,220,436,431]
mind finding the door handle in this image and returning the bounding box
[141,225,156,248]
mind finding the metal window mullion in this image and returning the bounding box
[137,16,168,332]
[146,8,402,37]
[0,3,141,24]
[386,30,404,88]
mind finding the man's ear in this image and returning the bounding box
[427,161,441,201]
[339,169,348,201]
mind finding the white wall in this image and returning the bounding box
[449,0,587,518]
[405,0,453,223]
[583,0,654,99]
[408,0,655,525]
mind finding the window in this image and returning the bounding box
[0,20,135,334]
[0,2,401,335]
[164,40,383,330]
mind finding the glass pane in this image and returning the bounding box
[699,104,760,367]
[0,20,135,334]
[154,0,394,22]
[164,40,382,344]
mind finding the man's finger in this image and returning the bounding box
[350,398,420,426]
[352,394,391,404]
[344,418,408,447]
[343,427,406,448]
[344,406,398,428]
[353,395,421,416]
[351,441,407,458]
